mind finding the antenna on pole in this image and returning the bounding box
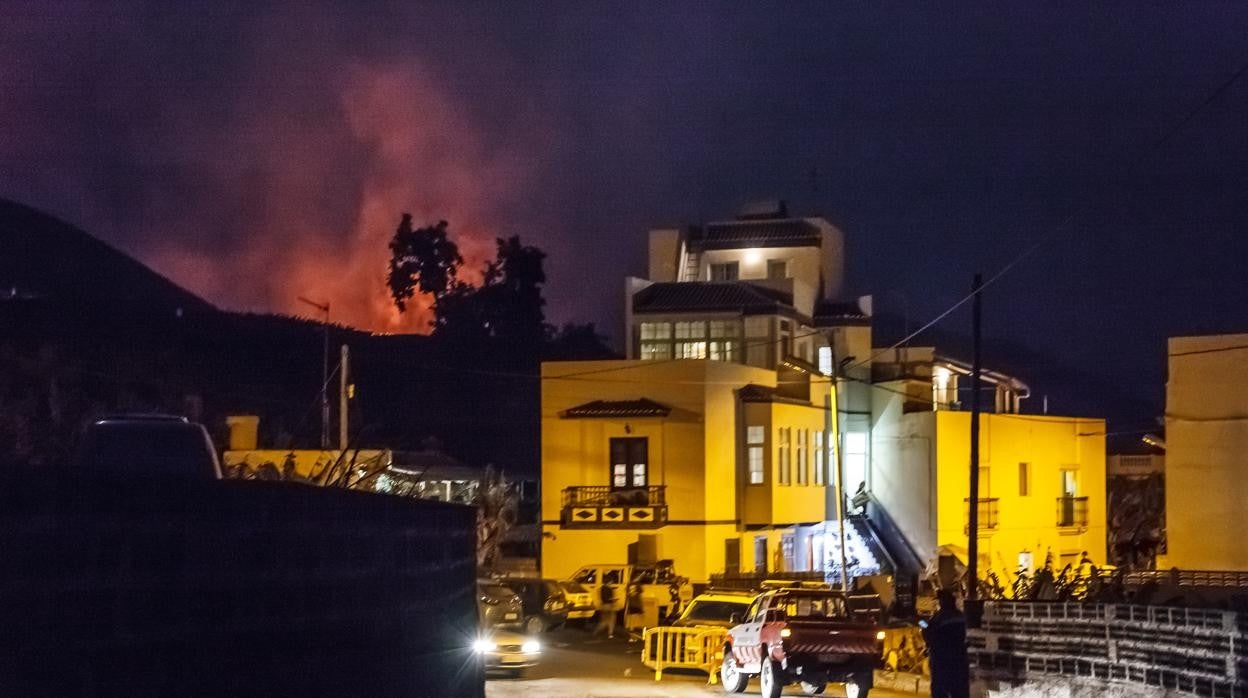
[297,296,331,450]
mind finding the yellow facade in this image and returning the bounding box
[541,359,831,583]
[933,412,1107,572]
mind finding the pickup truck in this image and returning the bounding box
[75,414,221,480]
[721,588,883,698]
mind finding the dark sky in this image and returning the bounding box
[3,2,1247,426]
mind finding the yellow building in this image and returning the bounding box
[871,348,1107,575]
[541,202,1110,588]
[1159,333,1248,570]
[541,359,835,583]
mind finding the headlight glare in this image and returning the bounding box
[876,630,887,641]
[473,639,497,653]
[521,639,541,654]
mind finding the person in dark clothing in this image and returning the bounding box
[922,589,969,698]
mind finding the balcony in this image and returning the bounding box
[964,497,1000,534]
[1057,496,1089,530]
[560,486,668,529]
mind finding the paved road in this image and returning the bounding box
[485,627,911,698]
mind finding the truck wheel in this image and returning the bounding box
[759,651,785,698]
[719,648,749,693]
[525,616,545,634]
[845,673,871,698]
[800,679,826,695]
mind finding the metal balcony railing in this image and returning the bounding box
[964,497,1000,532]
[560,486,669,528]
[1056,496,1089,528]
[562,485,666,508]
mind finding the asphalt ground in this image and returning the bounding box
[484,626,910,698]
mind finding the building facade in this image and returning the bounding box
[1159,333,1248,570]
[541,202,1109,586]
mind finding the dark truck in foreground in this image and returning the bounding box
[721,588,884,697]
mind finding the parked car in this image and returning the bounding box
[721,588,884,698]
[559,581,596,622]
[498,577,569,634]
[473,627,541,676]
[477,581,523,629]
[672,590,757,629]
[568,561,691,619]
[75,414,221,480]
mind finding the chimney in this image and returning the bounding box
[226,415,260,451]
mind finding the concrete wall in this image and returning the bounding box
[0,468,480,697]
[1161,333,1248,570]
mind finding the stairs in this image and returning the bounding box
[822,519,883,580]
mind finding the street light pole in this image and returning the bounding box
[297,296,331,450]
[967,274,983,603]
[832,356,854,593]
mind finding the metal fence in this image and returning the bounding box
[970,601,1245,697]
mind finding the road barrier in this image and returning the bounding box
[640,626,729,683]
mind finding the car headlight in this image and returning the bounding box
[780,628,792,638]
[473,639,497,653]
[876,630,887,641]
[521,640,541,654]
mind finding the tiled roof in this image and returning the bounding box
[690,218,822,250]
[632,281,794,315]
[813,299,870,327]
[737,383,811,405]
[562,398,671,419]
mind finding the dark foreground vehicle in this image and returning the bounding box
[722,588,883,697]
[76,414,221,480]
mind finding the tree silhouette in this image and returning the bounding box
[387,215,463,317]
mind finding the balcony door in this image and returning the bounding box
[610,437,648,489]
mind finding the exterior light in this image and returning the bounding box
[521,639,541,654]
[473,639,497,653]
[744,249,762,265]
[780,628,792,638]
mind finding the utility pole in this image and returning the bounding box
[967,274,983,603]
[832,356,853,592]
[297,296,331,450]
[338,344,350,450]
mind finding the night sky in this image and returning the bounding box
[3,2,1247,427]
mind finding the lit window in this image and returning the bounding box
[640,342,672,360]
[675,321,706,340]
[843,432,868,491]
[814,431,824,485]
[748,447,765,484]
[747,426,765,444]
[796,429,808,485]
[640,322,671,341]
[675,341,707,359]
[818,347,833,376]
[709,340,737,362]
[710,262,739,281]
[778,428,791,485]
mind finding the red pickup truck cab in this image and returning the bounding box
[721,588,883,698]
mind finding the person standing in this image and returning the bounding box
[922,589,969,698]
[594,582,617,639]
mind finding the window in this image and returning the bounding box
[796,429,808,485]
[747,426,765,484]
[708,320,741,363]
[609,437,648,488]
[843,432,868,491]
[1018,462,1031,496]
[639,321,672,360]
[1061,469,1077,497]
[767,259,789,279]
[818,347,833,376]
[710,262,739,281]
[814,431,825,485]
[778,428,791,485]
[674,321,708,359]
